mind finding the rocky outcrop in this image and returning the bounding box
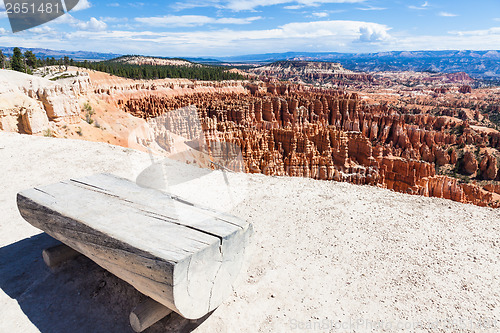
[122,84,500,208]
[0,92,49,134]
[463,151,478,175]
[459,85,472,94]
[91,75,247,105]
[0,69,90,131]
[3,68,496,207]
[112,56,200,67]
[250,61,373,87]
[480,153,498,180]
[484,183,500,195]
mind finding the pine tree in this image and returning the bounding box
[24,50,37,69]
[70,57,246,81]
[0,50,5,69]
[11,47,25,73]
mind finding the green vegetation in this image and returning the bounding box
[49,73,78,81]
[490,112,500,130]
[11,47,26,73]
[453,153,465,175]
[474,147,481,160]
[449,124,464,136]
[72,58,246,81]
[3,47,57,73]
[43,128,55,137]
[83,102,95,125]
[0,50,5,69]
[3,48,244,81]
[24,50,37,69]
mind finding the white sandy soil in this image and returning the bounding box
[0,132,499,333]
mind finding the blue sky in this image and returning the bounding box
[0,0,500,57]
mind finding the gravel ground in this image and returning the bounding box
[0,132,499,333]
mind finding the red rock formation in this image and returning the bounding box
[463,151,478,175]
[250,61,374,88]
[122,85,500,208]
[484,184,500,195]
[480,153,498,180]
[459,85,472,94]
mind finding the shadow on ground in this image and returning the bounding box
[0,233,211,333]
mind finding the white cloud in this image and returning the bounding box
[284,5,305,9]
[274,20,390,42]
[232,0,365,11]
[29,26,55,34]
[3,19,388,56]
[358,25,390,42]
[392,33,500,51]
[439,12,457,17]
[409,1,429,10]
[8,18,500,57]
[449,27,500,37]
[312,12,329,18]
[217,16,262,24]
[72,0,92,12]
[357,6,386,11]
[0,0,5,18]
[74,17,107,31]
[100,16,129,23]
[135,15,262,27]
[33,13,107,31]
[51,13,78,24]
[130,2,145,7]
[175,0,365,11]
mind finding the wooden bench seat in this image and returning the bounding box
[17,173,252,325]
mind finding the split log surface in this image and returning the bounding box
[17,173,252,319]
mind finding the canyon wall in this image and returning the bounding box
[123,85,500,208]
[0,69,90,134]
[250,61,373,87]
[2,67,497,208]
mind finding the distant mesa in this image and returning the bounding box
[0,46,121,61]
[110,56,202,68]
[218,50,500,80]
[250,60,373,86]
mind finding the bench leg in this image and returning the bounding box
[130,297,172,332]
[42,244,81,268]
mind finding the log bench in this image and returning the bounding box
[17,173,252,332]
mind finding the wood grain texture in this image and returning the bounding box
[130,297,172,332]
[42,243,81,268]
[17,173,252,319]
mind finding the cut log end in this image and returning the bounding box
[42,243,81,268]
[17,173,252,319]
[130,298,172,332]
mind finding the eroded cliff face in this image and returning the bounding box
[123,85,500,208]
[250,61,373,87]
[2,68,498,207]
[0,68,248,146]
[0,69,91,134]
